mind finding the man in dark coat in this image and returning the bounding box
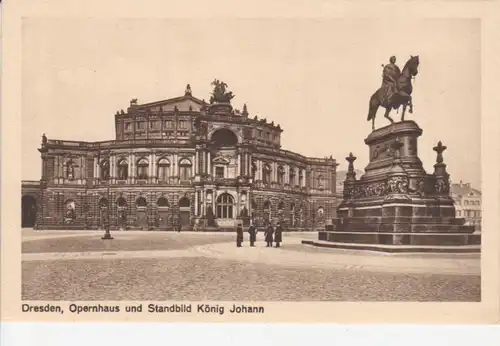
[264,223,274,247]
[247,223,257,247]
[236,224,244,247]
[274,222,283,248]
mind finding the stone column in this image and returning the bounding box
[170,154,174,177]
[153,151,158,183]
[201,189,206,216]
[207,152,211,176]
[245,153,249,176]
[174,153,179,177]
[128,153,133,184]
[194,190,199,216]
[237,153,241,176]
[96,157,100,180]
[110,155,115,183]
[149,153,153,183]
[195,151,199,175]
[236,191,241,217]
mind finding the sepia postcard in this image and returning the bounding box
[2,0,500,324]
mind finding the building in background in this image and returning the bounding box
[21,81,338,231]
[451,181,481,232]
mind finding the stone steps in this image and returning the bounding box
[302,239,481,253]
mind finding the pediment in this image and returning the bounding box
[212,156,230,164]
[138,96,207,113]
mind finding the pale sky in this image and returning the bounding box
[21,18,481,188]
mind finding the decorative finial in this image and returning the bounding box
[120,109,125,115]
[242,103,248,116]
[41,133,47,145]
[116,111,120,116]
[254,115,258,120]
[433,141,447,164]
[185,84,192,96]
[346,152,357,172]
[345,152,357,181]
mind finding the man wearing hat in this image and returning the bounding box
[274,222,283,248]
[236,222,244,248]
[247,220,257,247]
[264,222,274,247]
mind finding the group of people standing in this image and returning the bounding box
[236,222,283,248]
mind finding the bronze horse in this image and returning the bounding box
[367,56,420,130]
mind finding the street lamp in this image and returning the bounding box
[97,150,113,240]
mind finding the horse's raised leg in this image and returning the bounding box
[384,108,394,124]
[409,100,413,114]
[401,104,406,121]
[372,117,375,130]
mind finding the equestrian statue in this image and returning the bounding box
[367,55,420,130]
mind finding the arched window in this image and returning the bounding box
[278,201,285,218]
[100,160,110,180]
[65,159,75,180]
[179,196,191,208]
[157,197,169,207]
[277,166,285,185]
[118,159,129,180]
[179,158,192,181]
[289,167,296,186]
[99,198,109,209]
[136,197,147,208]
[317,175,324,188]
[278,201,285,212]
[216,193,234,218]
[263,200,271,222]
[263,164,271,184]
[117,197,127,208]
[137,158,149,180]
[157,158,170,182]
[211,128,238,147]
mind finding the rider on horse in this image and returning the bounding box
[381,56,401,105]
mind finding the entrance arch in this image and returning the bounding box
[178,196,191,229]
[216,193,235,219]
[211,128,238,147]
[22,195,37,228]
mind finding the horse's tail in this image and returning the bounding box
[367,91,379,121]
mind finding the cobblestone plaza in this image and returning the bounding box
[22,230,480,301]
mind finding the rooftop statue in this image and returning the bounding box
[209,79,235,104]
[367,55,420,130]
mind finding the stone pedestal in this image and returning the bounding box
[208,103,233,115]
[313,120,480,252]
